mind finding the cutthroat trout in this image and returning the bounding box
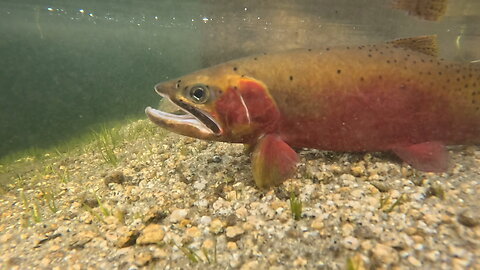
[146,36,480,188]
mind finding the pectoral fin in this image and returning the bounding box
[251,135,299,188]
[392,141,448,172]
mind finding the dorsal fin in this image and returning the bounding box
[388,35,438,57]
[392,0,448,21]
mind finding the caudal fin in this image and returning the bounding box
[392,0,448,21]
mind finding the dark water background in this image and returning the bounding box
[1,0,479,159]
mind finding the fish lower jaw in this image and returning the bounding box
[145,106,218,139]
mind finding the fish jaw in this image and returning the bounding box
[145,85,223,141]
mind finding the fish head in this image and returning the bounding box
[146,65,280,143]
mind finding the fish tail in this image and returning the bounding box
[392,0,448,21]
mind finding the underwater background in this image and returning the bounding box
[1,0,480,159]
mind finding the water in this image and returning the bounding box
[1,0,479,159]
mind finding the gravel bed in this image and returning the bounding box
[0,119,479,269]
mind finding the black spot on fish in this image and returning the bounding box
[241,74,245,77]
[337,69,341,74]
[326,47,330,51]
[177,79,182,83]
[427,71,431,75]
[465,84,469,88]
[308,49,312,52]
[438,71,442,75]
[386,60,390,64]
[289,76,293,81]
[254,57,258,61]
[263,52,267,55]
[346,46,350,50]
[360,77,364,81]
[233,67,238,71]
[368,54,372,58]
[378,75,383,80]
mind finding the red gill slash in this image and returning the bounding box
[146,35,480,188]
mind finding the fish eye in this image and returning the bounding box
[189,84,209,103]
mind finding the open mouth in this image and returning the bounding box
[145,94,222,136]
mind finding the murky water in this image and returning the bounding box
[1,0,479,158]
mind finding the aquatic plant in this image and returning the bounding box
[42,189,58,213]
[380,194,407,213]
[93,126,121,166]
[172,240,217,265]
[19,189,42,225]
[289,191,303,221]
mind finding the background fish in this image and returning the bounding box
[392,0,448,21]
[146,36,480,188]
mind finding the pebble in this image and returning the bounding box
[104,171,125,186]
[293,256,308,267]
[311,217,324,230]
[457,209,479,227]
[169,209,188,223]
[342,236,359,250]
[227,241,238,250]
[209,219,224,234]
[116,226,139,248]
[202,239,215,249]
[226,226,244,241]
[372,243,399,265]
[136,224,165,245]
[185,226,201,238]
[408,256,422,267]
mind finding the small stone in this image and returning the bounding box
[227,241,238,250]
[116,229,139,248]
[372,243,398,265]
[169,209,188,223]
[343,236,359,250]
[351,165,365,177]
[225,214,238,226]
[104,171,125,186]
[311,217,324,230]
[135,252,153,266]
[143,208,168,224]
[199,216,212,225]
[271,200,287,210]
[186,226,201,238]
[202,239,215,249]
[209,219,224,234]
[235,207,248,219]
[226,226,244,241]
[425,250,440,261]
[370,181,390,192]
[411,235,424,244]
[423,214,440,226]
[136,224,165,245]
[293,256,308,267]
[408,256,422,267]
[457,209,479,227]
